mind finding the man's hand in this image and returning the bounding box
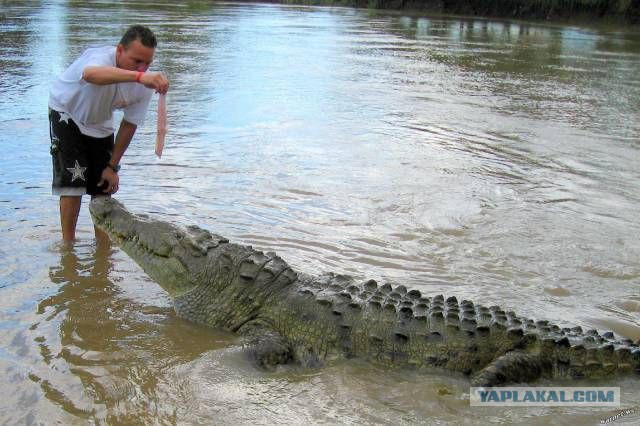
[98,167,119,194]
[139,72,169,94]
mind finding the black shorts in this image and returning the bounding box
[49,109,114,196]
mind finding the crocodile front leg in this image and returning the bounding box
[236,320,292,369]
[245,330,294,369]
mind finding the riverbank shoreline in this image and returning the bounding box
[241,0,640,24]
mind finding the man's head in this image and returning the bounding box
[116,25,157,72]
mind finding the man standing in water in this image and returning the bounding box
[49,25,169,242]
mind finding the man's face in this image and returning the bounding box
[116,39,155,72]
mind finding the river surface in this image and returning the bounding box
[1,0,639,424]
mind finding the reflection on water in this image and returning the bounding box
[29,243,237,423]
[1,0,639,423]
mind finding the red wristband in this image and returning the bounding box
[135,71,143,83]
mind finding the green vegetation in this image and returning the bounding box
[267,0,640,22]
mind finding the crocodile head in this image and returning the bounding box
[89,197,226,297]
[89,197,298,330]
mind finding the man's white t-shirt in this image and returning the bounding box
[49,46,153,138]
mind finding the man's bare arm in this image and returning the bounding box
[98,120,137,194]
[83,66,169,93]
[110,119,137,168]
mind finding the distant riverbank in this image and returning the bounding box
[248,0,640,23]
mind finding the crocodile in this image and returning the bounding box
[89,197,640,386]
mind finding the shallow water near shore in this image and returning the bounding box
[1,1,639,423]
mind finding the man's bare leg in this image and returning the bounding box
[60,196,82,242]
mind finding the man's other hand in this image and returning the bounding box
[98,167,119,194]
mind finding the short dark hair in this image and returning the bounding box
[120,25,157,48]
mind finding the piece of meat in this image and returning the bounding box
[155,93,167,158]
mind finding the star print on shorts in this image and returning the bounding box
[66,160,87,182]
[58,111,72,124]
